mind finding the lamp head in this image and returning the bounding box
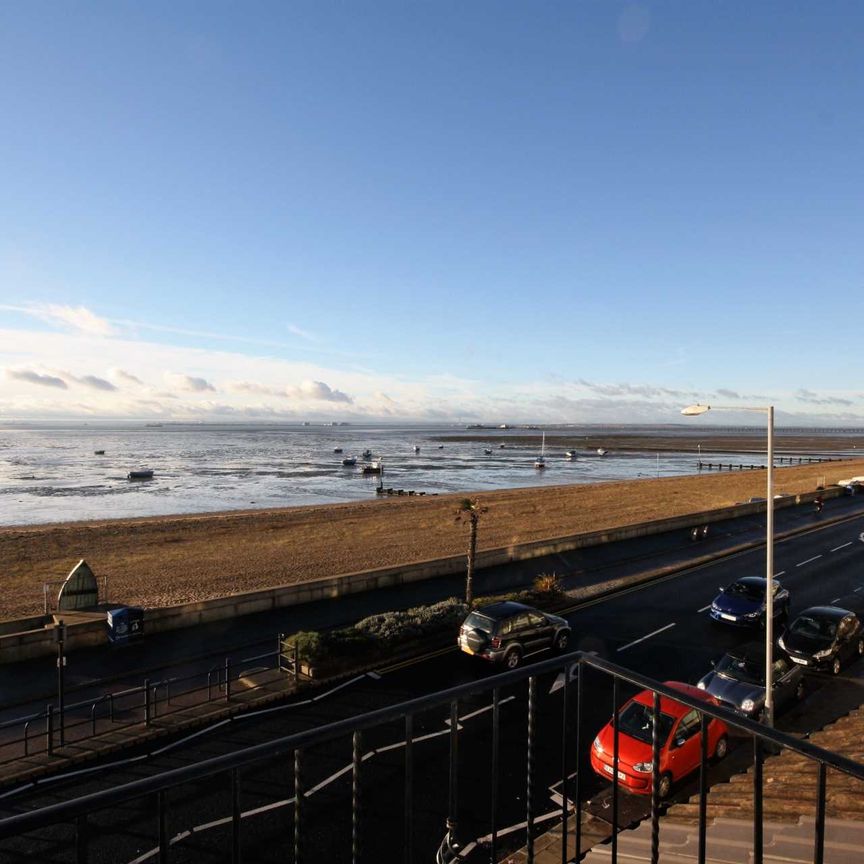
[681,404,711,416]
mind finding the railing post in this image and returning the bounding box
[526,676,536,863]
[753,737,763,864]
[611,677,620,864]
[491,688,500,864]
[574,658,583,861]
[144,678,151,726]
[650,689,661,864]
[352,730,362,864]
[698,713,708,864]
[560,667,570,864]
[404,714,414,864]
[294,749,304,864]
[447,699,459,848]
[814,762,827,864]
[225,658,231,703]
[232,767,241,864]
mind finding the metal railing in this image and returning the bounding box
[1,650,862,863]
[0,635,303,769]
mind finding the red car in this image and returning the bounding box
[590,681,729,798]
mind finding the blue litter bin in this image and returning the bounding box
[106,606,144,643]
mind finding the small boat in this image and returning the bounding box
[361,449,373,459]
[534,433,547,470]
[597,448,608,457]
[333,447,343,454]
[94,450,105,455]
[438,445,444,449]
[361,460,382,475]
[413,445,420,453]
[483,448,493,455]
[565,450,577,460]
[499,444,505,449]
[342,457,357,466]
[128,469,154,480]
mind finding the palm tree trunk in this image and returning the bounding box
[466,512,477,606]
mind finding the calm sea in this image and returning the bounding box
[0,421,817,526]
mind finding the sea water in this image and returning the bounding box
[0,421,786,526]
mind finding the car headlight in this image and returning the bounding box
[813,648,833,660]
[741,698,756,713]
[696,680,706,690]
[632,762,652,773]
[593,737,604,754]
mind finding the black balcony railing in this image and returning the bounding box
[1,650,862,864]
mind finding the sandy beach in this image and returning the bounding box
[2,441,862,621]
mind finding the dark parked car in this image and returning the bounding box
[458,601,570,668]
[708,576,790,627]
[779,606,864,675]
[697,643,804,719]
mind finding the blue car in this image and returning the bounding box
[709,576,790,627]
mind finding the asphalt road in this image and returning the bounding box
[3,500,864,862]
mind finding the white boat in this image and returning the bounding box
[333,447,343,454]
[534,433,547,469]
[565,450,577,460]
[342,456,357,466]
[483,448,492,455]
[597,448,608,457]
[361,460,382,475]
[413,445,420,453]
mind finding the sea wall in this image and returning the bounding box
[0,489,834,664]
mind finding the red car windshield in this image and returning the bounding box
[614,701,676,746]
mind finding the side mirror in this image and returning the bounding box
[675,737,686,749]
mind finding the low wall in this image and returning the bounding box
[0,489,835,664]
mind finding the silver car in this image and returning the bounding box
[697,645,804,719]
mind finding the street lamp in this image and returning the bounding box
[682,402,776,726]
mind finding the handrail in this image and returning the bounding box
[2,650,862,841]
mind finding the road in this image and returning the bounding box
[2,500,864,862]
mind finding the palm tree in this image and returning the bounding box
[455,498,487,607]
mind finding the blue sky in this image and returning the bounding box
[1,2,862,424]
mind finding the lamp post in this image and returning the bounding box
[682,403,776,726]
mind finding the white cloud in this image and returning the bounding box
[1,303,117,336]
[287,323,317,342]
[111,368,145,386]
[165,373,217,393]
[72,374,117,392]
[5,367,68,389]
[290,380,353,403]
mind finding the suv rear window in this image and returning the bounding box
[463,612,497,634]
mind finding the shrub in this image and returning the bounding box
[533,573,563,597]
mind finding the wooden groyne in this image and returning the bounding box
[698,456,845,472]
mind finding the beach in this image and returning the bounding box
[2,452,862,622]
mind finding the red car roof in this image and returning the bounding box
[631,681,718,717]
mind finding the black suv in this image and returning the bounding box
[458,601,571,668]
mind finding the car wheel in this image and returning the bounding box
[656,772,673,800]
[553,630,570,653]
[713,735,728,763]
[831,656,841,676]
[504,647,522,669]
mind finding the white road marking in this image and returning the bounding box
[617,623,676,653]
[124,692,518,864]
[698,604,712,613]
[796,555,822,567]
[832,598,841,604]
[856,587,864,593]
[549,664,580,695]
[774,571,786,578]
[831,542,852,552]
